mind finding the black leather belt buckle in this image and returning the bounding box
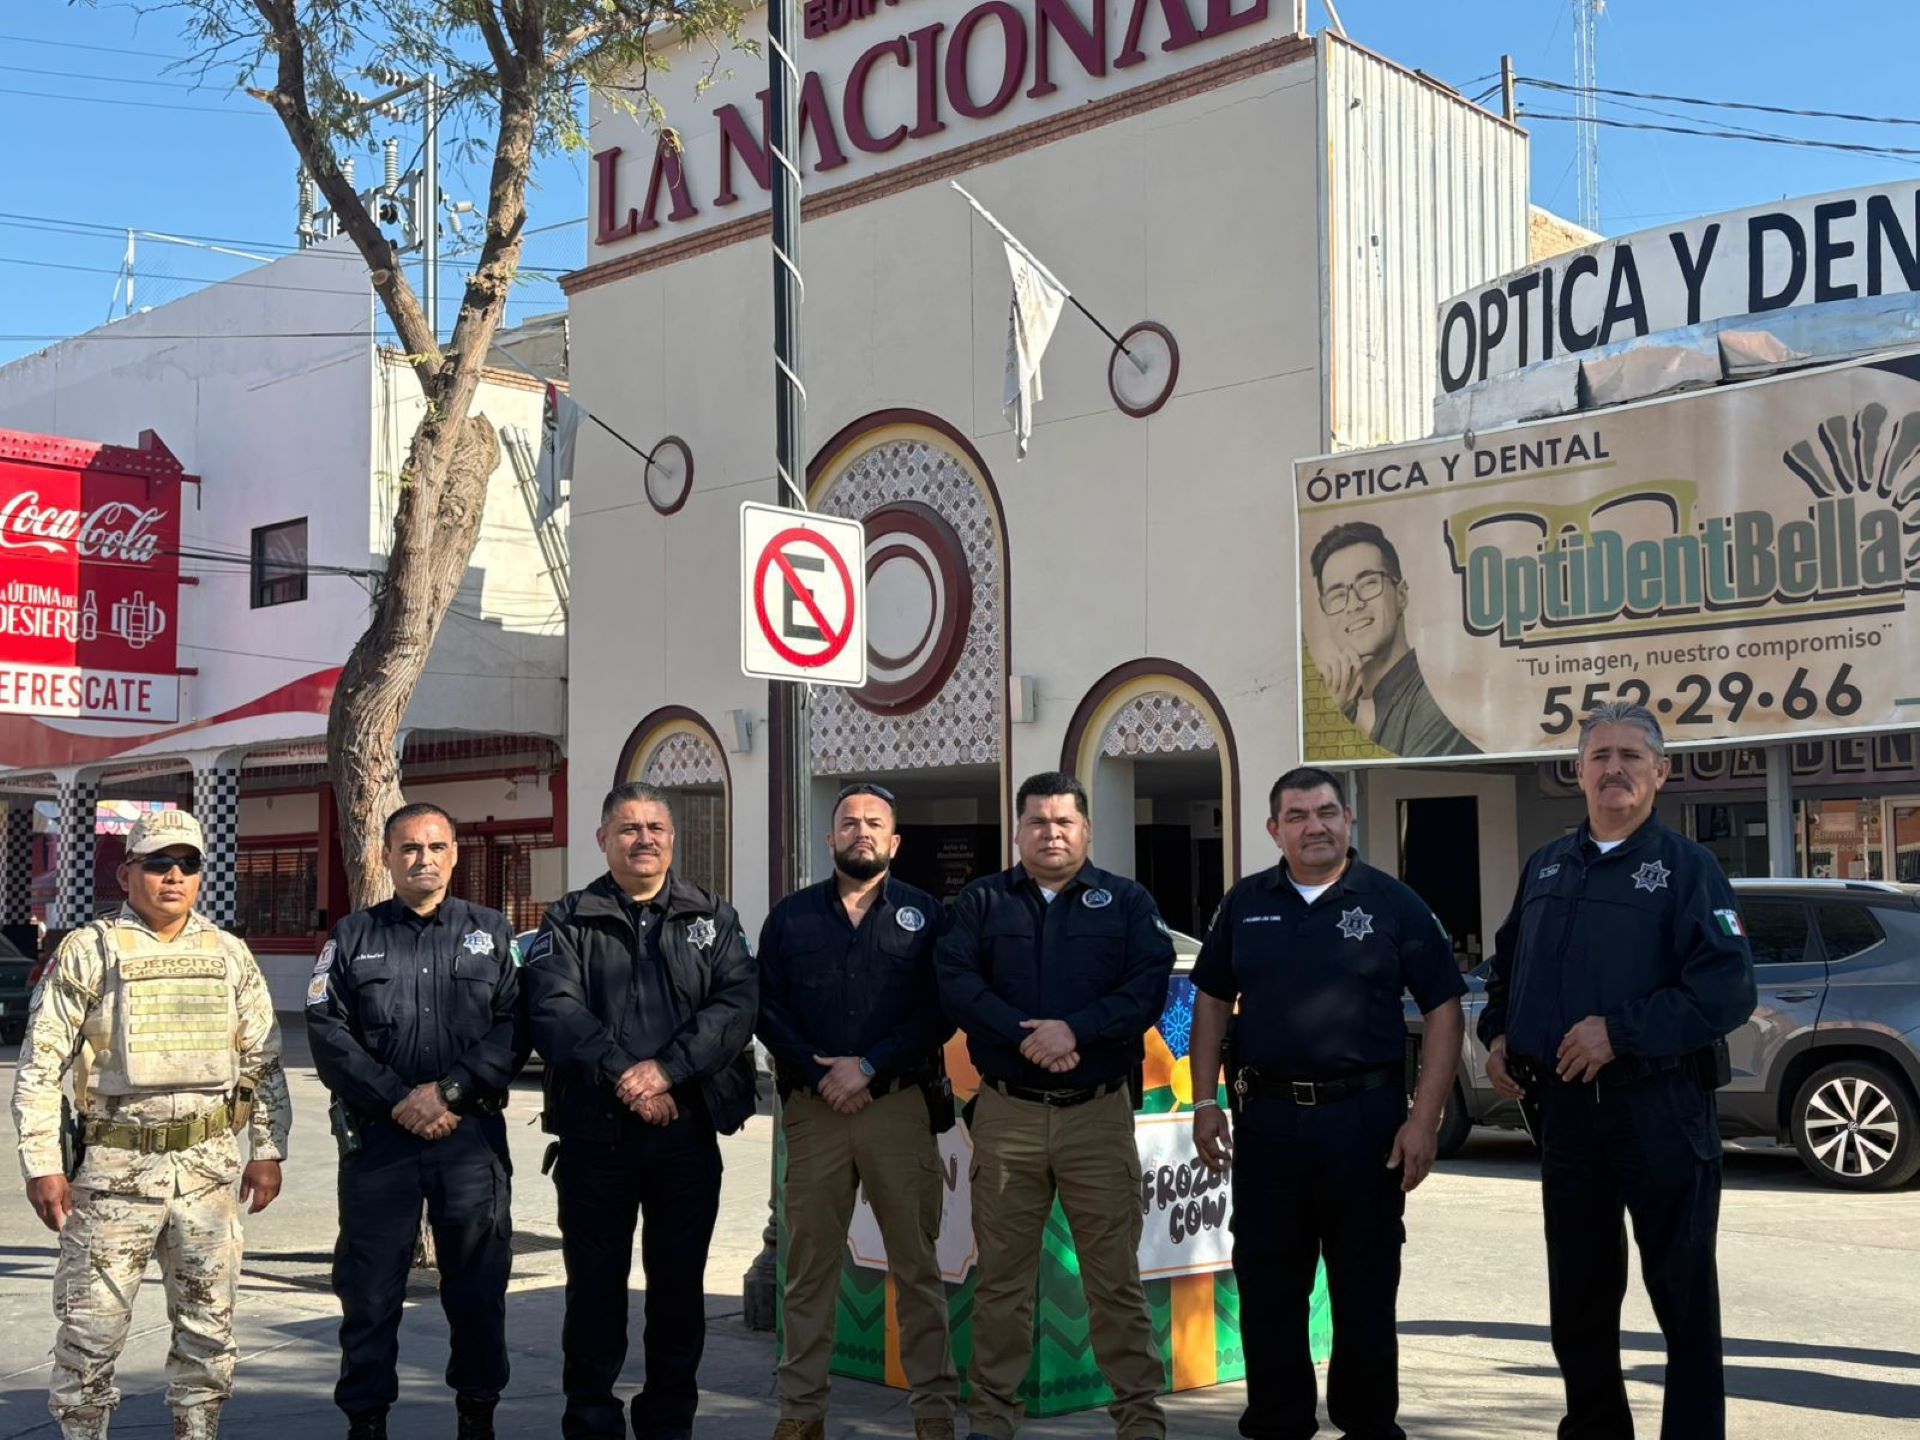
[1290,1080,1318,1106]
[1045,1087,1089,1107]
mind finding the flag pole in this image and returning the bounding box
[952,182,1144,370]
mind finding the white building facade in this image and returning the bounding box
[562,3,1529,937]
[0,246,568,1007]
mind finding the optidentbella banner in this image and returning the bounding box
[1436,181,1920,396]
[1295,352,1920,765]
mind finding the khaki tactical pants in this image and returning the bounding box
[49,1181,240,1424]
[780,1086,958,1422]
[967,1084,1167,1440]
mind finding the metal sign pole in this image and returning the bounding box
[769,0,810,898]
[745,0,809,1333]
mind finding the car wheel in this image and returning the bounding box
[1435,1081,1473,1159]
[1789,1060,1920,1190]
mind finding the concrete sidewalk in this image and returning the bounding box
[0,1026,1914,1437]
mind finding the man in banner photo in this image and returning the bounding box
[1295,351,1920,763]
[1306,521,1480,758]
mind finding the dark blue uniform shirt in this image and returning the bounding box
[617,890,681,1062]
[936,861,1175,1090]
[1481,814,1757,1065]
[307,896,528,1115]
[1192,854,1466,1079]
[754,876,954,1090]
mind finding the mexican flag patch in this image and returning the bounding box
[1713,908,1746,937]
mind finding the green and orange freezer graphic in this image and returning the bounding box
[775,976,1332,1415]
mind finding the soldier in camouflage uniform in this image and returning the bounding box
[10,808,292,1440]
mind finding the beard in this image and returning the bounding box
[834,847,889,881]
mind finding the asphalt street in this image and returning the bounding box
[0,1024,1913,1438]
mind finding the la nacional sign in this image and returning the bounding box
[589,0,1294,253]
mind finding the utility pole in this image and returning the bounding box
[743,0,810,1334]
[1500,53,1515,123]
[422,73,440,343]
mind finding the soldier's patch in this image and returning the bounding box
[312,941,337,976]
[120,955,226,982]
[462,930,496,956]
[895,906,926,933]
[687,917,717,951]
[1082,888,1114,909]
[306,973,329,1006]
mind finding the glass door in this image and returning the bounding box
[1885,798,1920,884]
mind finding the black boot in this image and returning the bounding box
[455,1396,497,1440]
[346,1412,387,1440]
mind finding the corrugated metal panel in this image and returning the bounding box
[1318,33,1529,450]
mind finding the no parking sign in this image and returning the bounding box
[740,502,867,688]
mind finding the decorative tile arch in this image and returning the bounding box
[1060,660,1243,888]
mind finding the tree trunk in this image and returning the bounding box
[326,415,502,908]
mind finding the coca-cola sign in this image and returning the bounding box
[0,428,186,724]
[0,491,169,563]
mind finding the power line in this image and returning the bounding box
[1519,77,1920,130]
[0,31,186,61]
[0,84,269,118]
[1518,110,1920,164]
[0,62,228,91]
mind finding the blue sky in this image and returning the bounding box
[2,0,1917,366]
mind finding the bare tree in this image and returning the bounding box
[152,0,744,905]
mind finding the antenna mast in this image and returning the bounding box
[1574,0,1603,231]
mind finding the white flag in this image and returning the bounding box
[1003,241,1067,459]
[535,382,580,511]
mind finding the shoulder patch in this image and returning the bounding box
[509,938,524,967]
[306,973,329,1006]
[1153,915,1172,937]
[525,931,554,966]
[312,941,337,976]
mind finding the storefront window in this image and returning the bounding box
[1798,800,1884,882]
[234,846,318,936]
[1890,802,1920,885]
[1691,802,1770,878]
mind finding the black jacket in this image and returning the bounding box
[525,871,759,1137]
[1481,814,1757,1066]
[936,861,1174,1090]
[307,896,526,1116]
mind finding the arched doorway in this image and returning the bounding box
[1062,663,1240,939]
[613,708,731,898]
[787,412,1012,903]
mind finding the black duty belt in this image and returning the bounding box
[1233,1064,1400,1107]
[986,1077,1126,1109]
[1511,1052,1688,1089]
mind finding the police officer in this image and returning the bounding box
[1481,702,1755,1440]
[11,809,291,1440]
[525,781,759,1440]
[757,781,958,1440]
[936,771,1174,1440]
[1190,767,1465,1440]
[306,802,526,1440]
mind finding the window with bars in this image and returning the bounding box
[251,519,309,607]
[234,845,318,936]
[445,830,554,933]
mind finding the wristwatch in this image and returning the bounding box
[437,1077,467,1109]
[857,1058,876,1079]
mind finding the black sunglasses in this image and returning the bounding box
[835,782,896,806]
[138,853,203,876]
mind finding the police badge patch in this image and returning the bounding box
[1336,907,1375,941]
[688,917,718,951]
[1632,860,1672,894]
[896,906,926,933]
[1083,888,1114,909]
[462,930,496,956]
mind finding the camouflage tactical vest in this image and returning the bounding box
[93,920,239,1092]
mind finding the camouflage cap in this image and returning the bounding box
[124,808,206,858]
